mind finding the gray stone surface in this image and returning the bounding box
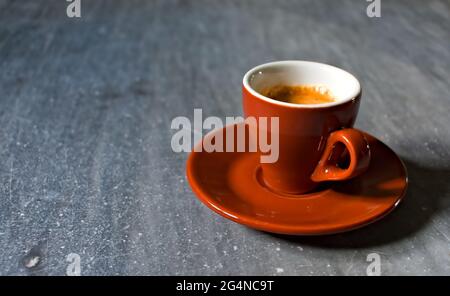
[0,0,449,275]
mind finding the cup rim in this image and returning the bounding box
[243,60,362,109]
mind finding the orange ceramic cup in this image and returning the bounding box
[243,61,371,194]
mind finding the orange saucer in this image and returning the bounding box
[186,124,408,235]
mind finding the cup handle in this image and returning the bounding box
[311,129,371,182]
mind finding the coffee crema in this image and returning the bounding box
[261,84,335,105]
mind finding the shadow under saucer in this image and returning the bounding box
[266,159,450,248]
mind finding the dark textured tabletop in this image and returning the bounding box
[0,0,449,275]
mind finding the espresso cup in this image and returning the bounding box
[243,61,371,194]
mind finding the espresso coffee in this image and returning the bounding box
[261,84,335,104]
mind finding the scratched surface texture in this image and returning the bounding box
[0,0,449,275]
